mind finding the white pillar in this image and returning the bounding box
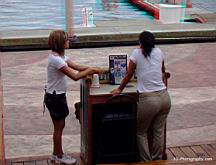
[65,0,73,37]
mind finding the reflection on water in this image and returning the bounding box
[100,0,119,11]
[0,0,215,30]
[0,0,152,31]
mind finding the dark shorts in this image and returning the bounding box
[44,92,69,121]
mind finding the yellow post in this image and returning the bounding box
[65,0,74,37]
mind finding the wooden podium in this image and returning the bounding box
[80,72,170,164]
[80,77,138,165]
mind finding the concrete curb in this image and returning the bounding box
[1,29,216,51]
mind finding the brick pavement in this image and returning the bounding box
[1,42,216,158]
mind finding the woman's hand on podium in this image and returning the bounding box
[91,67,107,74]
[110,88,122,96]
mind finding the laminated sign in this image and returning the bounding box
[82,7,95,27]
[109,54,127,85]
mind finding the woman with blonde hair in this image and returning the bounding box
[44,30,104,164]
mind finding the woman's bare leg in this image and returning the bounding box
[52,118,65,156]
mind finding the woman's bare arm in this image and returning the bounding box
[60,65,104,81]
[66,58,89,71]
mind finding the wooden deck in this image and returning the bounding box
[6,141,216,165]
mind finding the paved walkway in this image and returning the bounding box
[1,42,216,159]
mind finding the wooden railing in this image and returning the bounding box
[0,59,6,165]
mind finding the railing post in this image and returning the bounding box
[0,56,6,165]
[65,0,74,37]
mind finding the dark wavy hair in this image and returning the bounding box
[48,30,68,56]
[139,31,155,58]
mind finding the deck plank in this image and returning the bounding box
[210,144,216,150]
[169,147,186,158]
[7,142,216,165]
[100,160,169,165]
[9,157,216,165]
[35,160,49,165]
[191,146,209,157]
[201,144,216,156]
[166,149,174,160]
[180,146,197,158]
[11,162,24,165]
[169,160,216,165]
[23,160,36,165]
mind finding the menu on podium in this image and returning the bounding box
[109,54,127,85]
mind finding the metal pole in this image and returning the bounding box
[65,0,73,37]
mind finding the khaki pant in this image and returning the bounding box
[137,89,171,161]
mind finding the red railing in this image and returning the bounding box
[129,0,160,19]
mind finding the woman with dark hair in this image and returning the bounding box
[44,30,104,164]
[111,31,171,162]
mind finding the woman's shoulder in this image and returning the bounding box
[151,47,165,59]
[131,48,142,56]
[133,48,141,53]
[49,53,65,60]
[152,47,162,53]
[48,54,59,61]
[48,54,66,64]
